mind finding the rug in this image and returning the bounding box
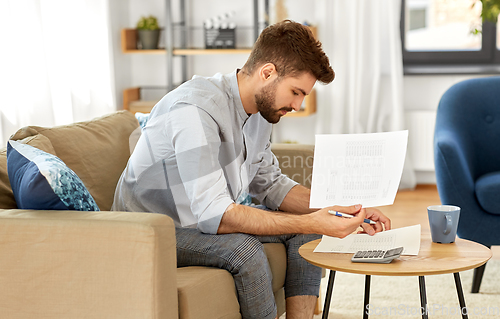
[310,260,500,319]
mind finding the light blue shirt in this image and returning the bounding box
[112,70,298,234]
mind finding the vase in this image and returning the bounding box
[137,29,160,50]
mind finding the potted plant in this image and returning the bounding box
[477,0,500,22]
[136,15,160,50]
[471,0,500,34]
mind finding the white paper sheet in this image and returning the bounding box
[309,131,408,208]
[313,224,421,256]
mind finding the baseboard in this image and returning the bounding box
[415,170,436,184]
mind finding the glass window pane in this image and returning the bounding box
[406,0,482,51]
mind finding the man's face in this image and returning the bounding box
[255,72,316,124]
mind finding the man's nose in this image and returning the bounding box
[291,98,303,111]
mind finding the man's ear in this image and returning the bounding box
[259,63,277,82]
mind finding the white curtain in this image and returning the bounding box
[315,0,416,189]
[0,0,116,145]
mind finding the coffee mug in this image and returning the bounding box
[427,205,460,244]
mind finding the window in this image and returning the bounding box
[401,0,500,74]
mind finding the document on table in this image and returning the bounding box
[309,131,408,208]
[313,224,421,256]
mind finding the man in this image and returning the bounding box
[113,20,391,319]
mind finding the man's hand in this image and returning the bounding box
[309,204,391,238]
[309,204,365,238]
[357,207,391,235]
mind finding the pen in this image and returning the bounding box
[328,210,377,225]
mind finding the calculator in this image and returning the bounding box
[351,247,404,263]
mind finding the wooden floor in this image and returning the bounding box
[385,184,499,260]
[379,184,439,233]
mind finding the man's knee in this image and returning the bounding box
[287,233,322,248]
[220,233,270,274]
[299,233,322,243]
[219,234,276,317]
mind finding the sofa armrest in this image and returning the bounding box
[272,143,314,188]
[0,210,177,319]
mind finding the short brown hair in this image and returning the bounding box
[242,20,334,84]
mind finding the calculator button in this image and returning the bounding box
[351,247,403,264]
[354,251,364,258]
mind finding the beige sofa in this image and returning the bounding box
[0,111,316,319]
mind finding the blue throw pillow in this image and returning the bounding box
[7,140,100,211]
[135,112,150,129]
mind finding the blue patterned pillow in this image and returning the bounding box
[135,112,150,129]
[7,140,100,211]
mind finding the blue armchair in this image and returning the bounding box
[434,76,500,293]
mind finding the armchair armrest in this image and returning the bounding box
[0,210,177,319]
[434,130,475,206]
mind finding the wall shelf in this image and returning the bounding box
[121,29,252,55]
[174,48,252,55]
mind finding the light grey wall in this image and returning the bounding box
[109,0,132,109]
[109,0,495,184]
[110,0,493,114]
[111,0,317,106]
[403,74,494,112]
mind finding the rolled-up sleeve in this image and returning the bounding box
[166,103,234,234]
[249,142,298,210]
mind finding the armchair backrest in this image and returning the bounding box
[435,76,500,180]
[435,76,500,246]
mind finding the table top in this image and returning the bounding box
[299,237,492,276]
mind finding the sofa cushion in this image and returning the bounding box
[475,171,500,215]
[176,243,287,319]
[263,243,287,293]
[9,111,139,210]
[177,266,241,319]
[128,112,149,153]
[7,141,99,211]
[0,134,58,209]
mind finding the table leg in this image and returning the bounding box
[454,272,469,319]
[419,276,429,319]
[363,275,371,319]
[322,270,336,319]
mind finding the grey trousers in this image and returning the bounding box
[176,227,322,319]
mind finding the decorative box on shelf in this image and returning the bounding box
[203,11,237,49]
[204,27,236,49]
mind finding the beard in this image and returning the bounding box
[255,80,293,124]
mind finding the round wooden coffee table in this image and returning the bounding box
[299,237,491,319]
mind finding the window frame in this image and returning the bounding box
[400,0,500,74]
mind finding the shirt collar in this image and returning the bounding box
[228,69,250,122]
